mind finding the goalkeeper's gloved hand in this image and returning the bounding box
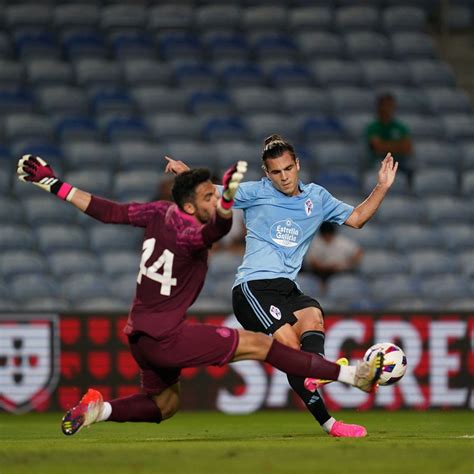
[220,161,248,210]
[17,155,76,201]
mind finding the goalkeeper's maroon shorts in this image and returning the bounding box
[128,321,239,395]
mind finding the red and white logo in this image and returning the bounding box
[0,314,59,413]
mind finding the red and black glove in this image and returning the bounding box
[17,155,76,201]
[220,161,247,210]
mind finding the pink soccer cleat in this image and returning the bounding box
[329,420,367,438]
[304,357,349,392]
[61,388,104,436]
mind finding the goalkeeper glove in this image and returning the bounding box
[17,155,77,201]
[220,161,247,210]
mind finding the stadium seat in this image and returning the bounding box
[109,271,137,303]
[23,297,69,311]
[461,142,474,170]
[457,250,474,277]
[339,224,390,250]
[63,141,116,170]
[413,140,461,170]
[213,141,257,168]
[266,62,313,88]
[311,60,364,86]
[281,87,332,115]
[37,86,88,114]
[0,224,35,251]
[242,6,287,31]
[340,112,374,139]
[243,113,298,142]
[22,196,77,225]
[122,59,172,86]
[131,86,187,113]
[326,274,369,302]
[361,60,412,86]
[288,6,333,32]
[195,5,242,31]
[98,114,151,143]
[413,169,458,196]
[335,6,379,31]
[383,6,426,31]
[5,4,52,28]
[370,274,420,305]
[296,32,344,59]
[173,62,218,89]
[425,88,472,114]
[300,117,345,141]
[376,86,428,113]
[462,170,474,195]
[409,60,456,87]
[250,32,297,60]
[208,251,242,279]
[391,32,436,58]
[230,87,281,114]
[54,115,99,142]
[14,28,59,60]
[26,59,72,85]
[359,250,409,276]
[311,141,358,169]
[114,170,162,198]
[390,223,442,251]
[90,88,133,115]
[101,251,138,276]
[0,60,24,85]
[344,32,391,59]
[75,59,122,86]
[0,33,12,59]
[148,5,193,31]
[36,224,88,252]
[419,274,471,301]
[75,296,127,312]
[100,4,146,30]
[218,61,265,87]
[5,114,53,141]
[116,141,165,170]
[10,274,58,301]
[188,90,232,115]
[158,32,201,61]
[53,4,100,29]
[89,225,142,252]
[203,32,249,61]
[295,274,323,297]
[61,29,107,59]
[0,250,48,278]
[445,298,474,311]
[0,197,26,224]
[314,170,359,195]
[329,87,374,114]
[362,171,411,197]
[442,114,474,140]
[398,113,444,139]
[407,249,459,275]
[388,298,438,311]
[0,168,10,195]
[424,196,472,224]
[439,224,473,251]
[60,273,113,303]
[48,250,101,278]
[147,113,201,141]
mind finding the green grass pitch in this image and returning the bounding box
[1,411,473,474]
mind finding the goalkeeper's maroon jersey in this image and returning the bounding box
[86,197,232,338]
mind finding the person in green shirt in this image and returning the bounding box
[366,93,413,184]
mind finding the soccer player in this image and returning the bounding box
[16,154,383,436]
[165,135,398,438]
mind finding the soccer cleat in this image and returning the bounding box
[329,420,367,438]
[61,388,104,436]
[354,351,384,393]
[304,358,349,392]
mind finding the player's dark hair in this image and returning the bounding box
[261,134,297,169]
[172,168,211,210]
[377,93,395,105]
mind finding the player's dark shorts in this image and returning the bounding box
[128,321,239,396]
[232,278,323,336]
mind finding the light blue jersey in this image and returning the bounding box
[226,178,354,287]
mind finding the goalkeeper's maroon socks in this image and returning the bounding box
[108,394,162,423]
[265,340,340,381]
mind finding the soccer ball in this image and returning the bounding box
[364,342,407,386]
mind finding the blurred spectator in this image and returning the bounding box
[305,222,363,290]
[365,93,413,184]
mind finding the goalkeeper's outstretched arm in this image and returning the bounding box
[16,154,130,224]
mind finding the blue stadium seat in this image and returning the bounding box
[166,141,214,168]
[22,196,77,225]
[0,224,35,251]
[53,4,100,29]
[288,6,333,32]
[13,28,59,59]
[391,32,436,58]
[419,274,471,301]
[413,169,458,196]
[36,224,88,252]
[75,59,121,86]
[296,32,344,59]
[439,224,473,251]
[89,225,142,253]
[26,59,72,85]
[54,115,98,142]
[203,32,249,61]
[300,117,345,141]
[90,88,133,115]
[48,250,101,278]
[266,62,313,88]
[242,6,287,31]
[230,87,281,114]
[114,170,162,198]
[426,88,472,114]
[0,33,12,59]
[37,85,88,114]
[173,62,218,89]
[359,250,408,276]
[243,113,298,142]
[390,224,442,251]
[116,141,165,170]
[413,140,461,170]
[147,113,201,141]
[0,197,26,224]
[311,141,358,169]
[314,170,359,195]
[409,60,456,87]
[122,59,171,86]
[131,86,187,113]
[195,5,242,31]
[361,60,412,86]
[100,4,146,30]
[218,61,265,87]
[213,141,257,168]
[188,90,232,115]
[442,114,474,140]
[335,6,379,31]
[63,141,116,170]
[60,273,113,303]
[311,60,364,86]
[0,250,48,278]
[158,32,201,61]
[250,32,297,60]
[202,117,247,142]
[65,169,112,197]
[101,251,138,276]
[425,196,471,224]
[344,32,391,59]
[281,87,332,114]
[62,29,107,59]
[383,6,426,31]
[9,274,58,301]
[148,5,193,31]
[0,60,24,85]
[408,249,459,275]
[98,114,151,142]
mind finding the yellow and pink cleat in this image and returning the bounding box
[304,357,349,392]
[61,388,104,436]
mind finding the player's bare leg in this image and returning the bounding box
[233,330,383,393]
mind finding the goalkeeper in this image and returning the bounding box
[16,155,383,436]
